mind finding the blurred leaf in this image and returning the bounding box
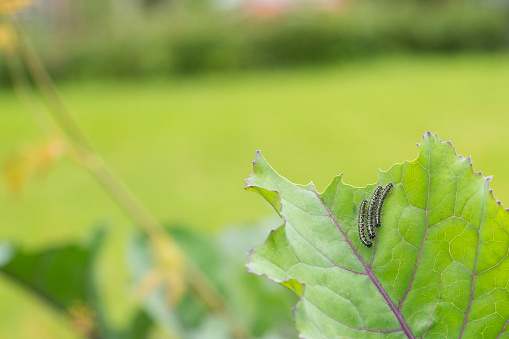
[0,23,16,51]
[128,224,297,338]
[0,0,32,15]
[246,133,509,338]
[186,315,230,339]
[128,230,187,311]
[0,226,159,338]
[128,232,185,338]
[215,224,297,338]
[0,242,13,266]
[152,236,187,307]
[3,136,66,193]
[122,309,154,339]
[0,227,110,338]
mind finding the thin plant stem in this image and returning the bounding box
[2,42,53,134]
[11,28,93,150]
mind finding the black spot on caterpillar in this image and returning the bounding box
[358,199,372,248]
[375,183,393,228]
[367,185,383,239]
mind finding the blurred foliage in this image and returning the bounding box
[3,137,66,193]
[1,0,508,86]
[0,222,296,338]
[0,227,114,338]
[0,23,17,51]
[0,0,32,15]
[128,224,297,338]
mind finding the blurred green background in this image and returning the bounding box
[1,0,509,338]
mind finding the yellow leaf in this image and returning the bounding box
[0,23,16,51]
[134,269,164,301]
[155,237,187,307]
[67,301,96,337]
[34,137,67,169]
[134,238,187,308]
[3,137,67,193]
[0,0,32,14]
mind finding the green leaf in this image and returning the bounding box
[217,222,298,338]
[246,132,509,338]
[0,227,158,339]
[121,309,154,339]
[0,227,112,337]
[127,224,297,338]
[127,231,185,337]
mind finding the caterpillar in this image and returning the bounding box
[375,183,393,228]
[367,185,383,239]
[358,199,372,248]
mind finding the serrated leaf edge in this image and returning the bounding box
[246,132,509,338]
[245,151,413,338]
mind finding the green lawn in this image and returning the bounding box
[1,54,509,338]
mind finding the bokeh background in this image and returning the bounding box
[1,0,509,338]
